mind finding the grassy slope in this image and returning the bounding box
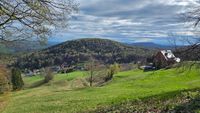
[93,88,200,113]
[1,68,200,113]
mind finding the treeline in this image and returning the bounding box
[0,66,24,93]
[174,45,200,61]
[13,38,155,70]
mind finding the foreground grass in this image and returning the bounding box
[0,93,9,113]
[93,88,200,113]
[1,68,200,113]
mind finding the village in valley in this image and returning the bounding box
[23,49,181,77]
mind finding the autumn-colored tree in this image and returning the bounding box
[0,66,10,93]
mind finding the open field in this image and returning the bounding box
[1,67,200,113]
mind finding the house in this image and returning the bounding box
[24,70,34,76]
[50,66,61,73]
[153,50,180,69]
[60,63,75,73]
[33,69,41,75]
[140,65,156,72]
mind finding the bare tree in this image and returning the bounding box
[182,3,200,44]
[168,4,200,69]
[84,57,100,87]
[42,67,54,83]
[0,0,78,44]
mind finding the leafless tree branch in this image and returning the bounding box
[0,0,78,44]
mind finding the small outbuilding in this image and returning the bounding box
[153,50,180,69]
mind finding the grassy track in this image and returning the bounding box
[1,68,200,113]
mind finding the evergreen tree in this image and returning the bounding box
[11,68,24,90]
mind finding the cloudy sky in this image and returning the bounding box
[51,0,200,45]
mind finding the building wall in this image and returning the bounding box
[153,52,168,69]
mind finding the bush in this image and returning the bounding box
[0,66,10,93]
[11,68,24,90]
[58,70,65,74]
[43,68,54,83]
[0,76,10,93]
[105,63,120,82]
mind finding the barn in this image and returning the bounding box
[153,50,180,69]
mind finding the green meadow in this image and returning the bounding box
[1,67,200,113]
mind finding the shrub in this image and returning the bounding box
[11,68,24,90]
[0,66,10,93]
[58,70,65,74]
[105,63,120,82]
[84,58,101,87]
[43,68,54,83]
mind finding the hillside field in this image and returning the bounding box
[1,67,200,113]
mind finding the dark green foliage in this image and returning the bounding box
[65,68,74,73]
[13,38,155,70]
[11,68,24,90]
[58,68,74,74]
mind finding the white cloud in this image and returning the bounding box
[134,38,153,42]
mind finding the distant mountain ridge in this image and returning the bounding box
[14,38,156,70]
[128,42,176,49]
[0,41,60,54]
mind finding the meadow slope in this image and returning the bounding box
[1,67,200,113]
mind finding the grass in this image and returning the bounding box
[23,75,43,87]
[1,67,200,113]
[55,71,87,81]
[92,88,200,113]
[0,93,9,113]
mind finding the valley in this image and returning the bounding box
[1,0,200,113]
[1,65,200,113]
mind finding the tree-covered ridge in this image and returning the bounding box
[14,38,155,70]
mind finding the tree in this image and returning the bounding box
[11,68,24,90]
[164,4,200,70]
[43,67,54,83]
[182,3,200,44]
[173,4,200,62]
[106,63,120,81]
[85,57,100,87]
[0,0,78,44]
[0,66,11,93]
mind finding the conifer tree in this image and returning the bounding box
[11,68,24,90]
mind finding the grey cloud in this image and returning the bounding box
[52,0,199,44]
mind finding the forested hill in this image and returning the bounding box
[14,38,155,70]
[174,44,200,61]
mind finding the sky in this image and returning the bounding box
[50,0,200,45]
